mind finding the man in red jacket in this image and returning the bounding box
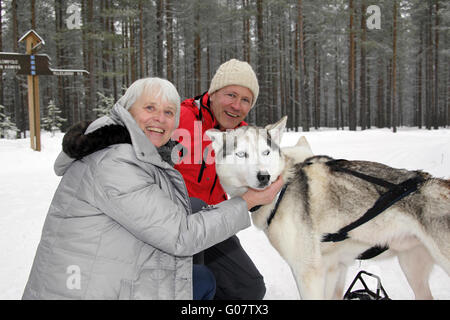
[174,59,266,299]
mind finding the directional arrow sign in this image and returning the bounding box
[50,69,89,76]
[17,54,53,76]
[0,52,89,77]
[0,52,28,71]
[0,52,53,75]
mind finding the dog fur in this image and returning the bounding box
[207,117,450,300]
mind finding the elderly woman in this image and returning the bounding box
[22,77,283,300]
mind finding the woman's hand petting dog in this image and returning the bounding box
[241,176,284,211]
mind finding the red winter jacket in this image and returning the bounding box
[173,92,247,205]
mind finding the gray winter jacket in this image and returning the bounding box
[22,104,250,300]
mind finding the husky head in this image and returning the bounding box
[206,117,288,197]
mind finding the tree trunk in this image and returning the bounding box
[166,0,174,82]
[156,0,164,77]
[324,83,329,127]
[433,0,439,128]
[121,19,129,89]
[360,1,367,130]
[447,60,450,126]
[139,0,145,79]
[110,8,118,101]
[86,0,95,120]
[0,0,4,107]
[31,0,36,29]
[334,35,340,127]
[101,0,110,96]
[130,17,137,83]
[256,0,268,125]
[386,61,392,128]
[298,0,309,132]
[242,0,251,64]
[417,21,424,128]
[194,9,201,94]
[367,59,371,128]
[376,59,384,128]
[348,0,356,130]
[294,5,300,131]
[12,0,24,135]
[313,40,320,129]
[425,0,433,129]
[278,16,286,124]
[392,1,398,133]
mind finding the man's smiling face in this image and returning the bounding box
[209,85,253,131]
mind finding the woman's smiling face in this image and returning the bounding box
[128,89,177,147]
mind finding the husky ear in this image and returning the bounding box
[264,116,287,131]
[295,136,310,148]
[205,129,224,151]
[281,136,314,164]
[266,116,287,144]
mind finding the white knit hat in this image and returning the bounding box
[208,59,259,108]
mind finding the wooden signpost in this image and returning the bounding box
[0,30,88,151]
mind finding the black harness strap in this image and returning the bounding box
[267,183,290,226]
[356,245,389,260]
[248,183,290,226]
[329,162,398,190]
[322,164,425,243]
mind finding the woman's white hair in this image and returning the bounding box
[117,77,181,127]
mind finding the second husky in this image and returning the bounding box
[206,117,450,300]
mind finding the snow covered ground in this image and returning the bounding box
[0,128,449,300]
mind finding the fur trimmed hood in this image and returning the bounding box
[55,104,183,175]
[62,121,181,166]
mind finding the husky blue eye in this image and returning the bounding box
[236,151,248,158]
[262,150,270,156]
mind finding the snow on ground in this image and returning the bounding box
[0,128,449,299]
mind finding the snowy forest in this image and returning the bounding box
[0,0,448,137]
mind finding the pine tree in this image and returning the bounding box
[0,0,446,131]
[0,104,19,139]
[41,100,66,136]
[93,92,115,117]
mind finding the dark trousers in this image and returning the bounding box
[190,198,266,300]
[192,264,216,300]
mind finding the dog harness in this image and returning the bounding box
[267,183,290,226]
[255,159,426,260]
[322,160,426,243]
[248,182,290,226]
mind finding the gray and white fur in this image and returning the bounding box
[207,117,450,300]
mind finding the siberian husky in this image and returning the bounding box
[206,117,450,300]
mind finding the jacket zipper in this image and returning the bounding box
[197,144,211,183]
[197,159,206,183]
[195,92,217,193]
[209,174,218,197]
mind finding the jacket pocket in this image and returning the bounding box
[130,268,176,300]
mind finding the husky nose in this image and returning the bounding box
[257,172,271,185]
